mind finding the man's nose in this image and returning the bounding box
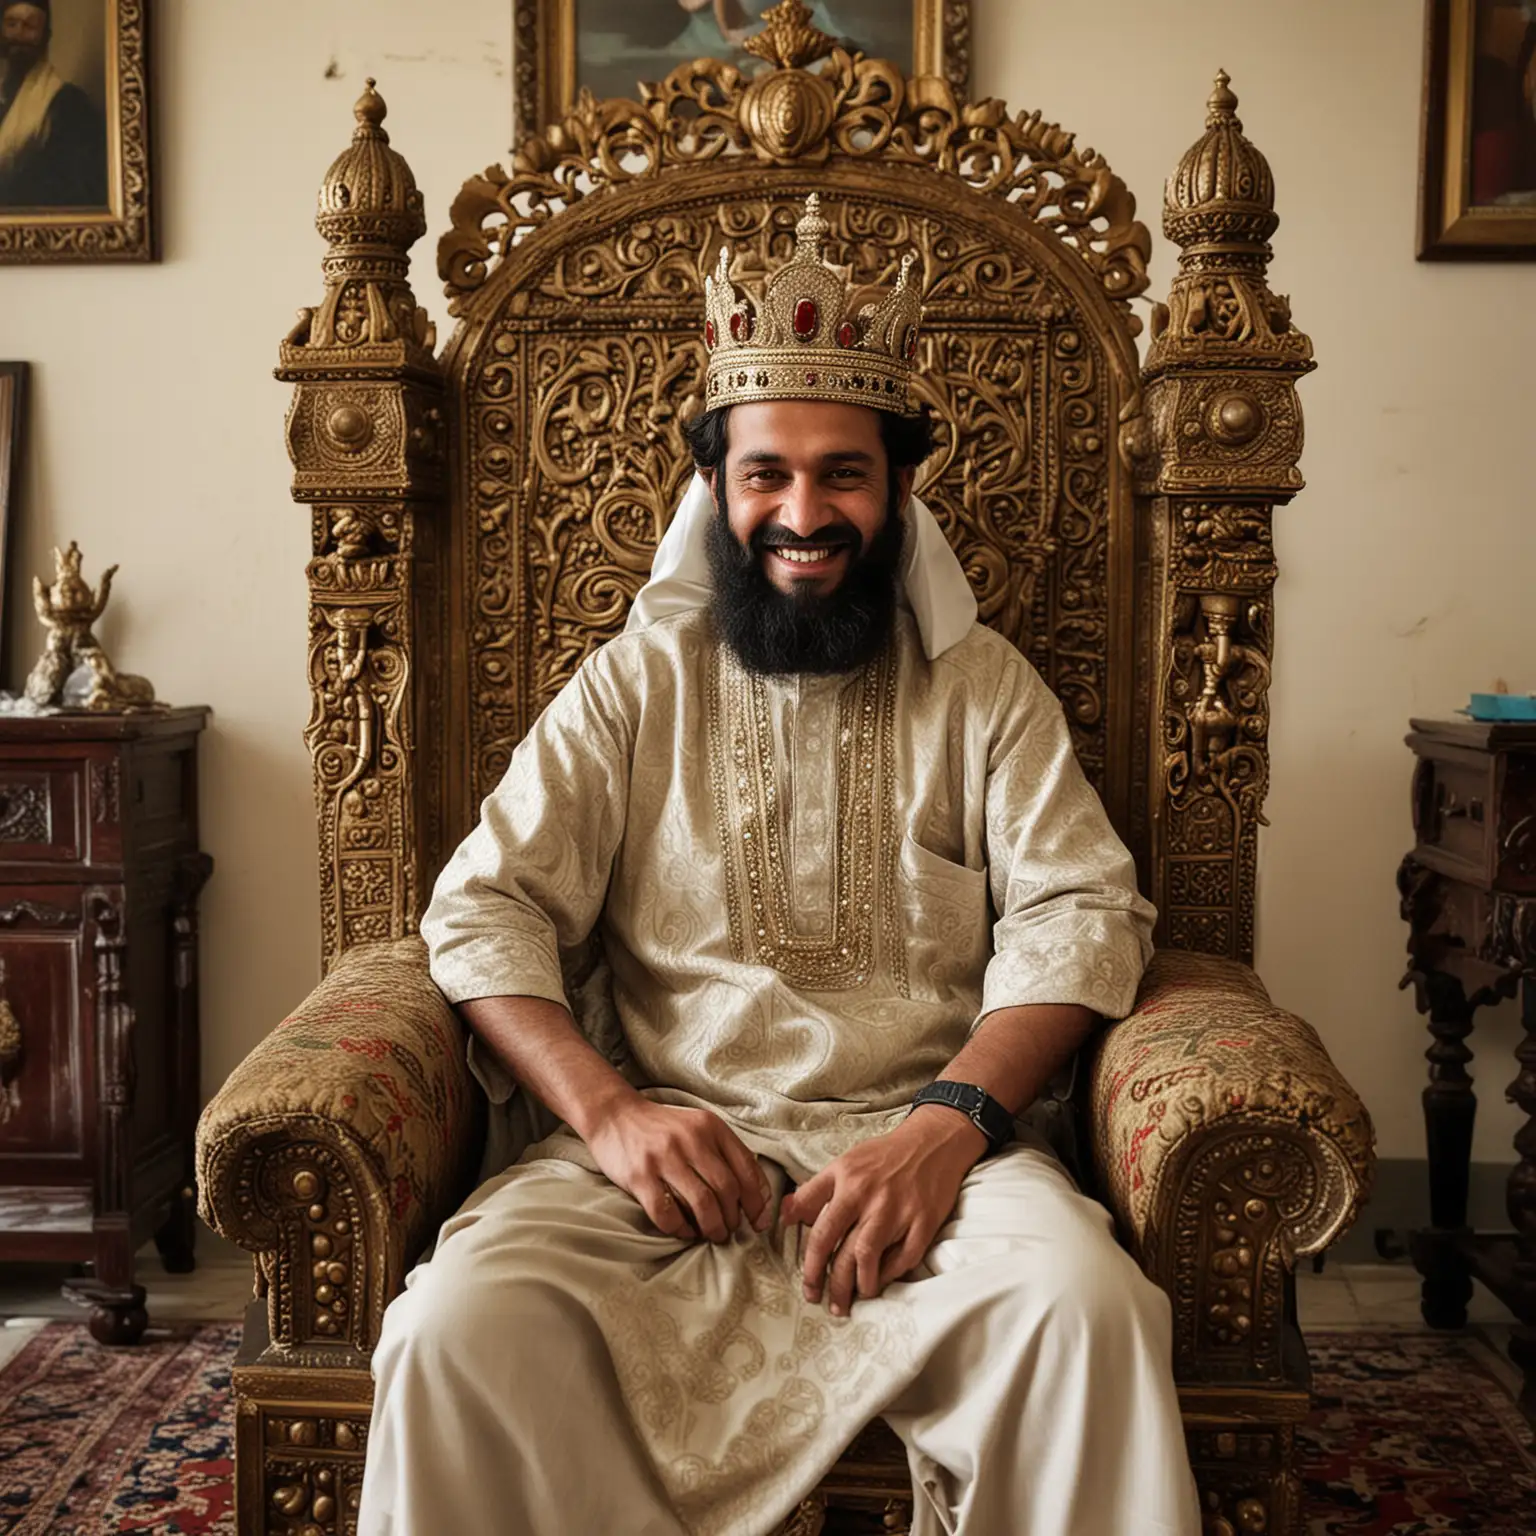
[773,476,838,539]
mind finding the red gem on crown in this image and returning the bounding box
[793,299,818,338]
[705,320,716,348]
[729,311,746,341]
[836,321,856,348]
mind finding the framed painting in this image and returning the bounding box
[1420,0,1536,257]
[0,0,153,264]
[514,0,970,145]
[0,364,26,684]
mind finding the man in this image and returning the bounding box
[360,196,1200,1536]
[0,0,106,210]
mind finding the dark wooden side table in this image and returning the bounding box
[0,707,211,1344]
[1398,716,1536,1423]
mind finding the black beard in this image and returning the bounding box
[704,477,906,676]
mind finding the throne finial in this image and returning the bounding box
[354,77,388,137]
[741,0,838,70]
[1206,69,1240,128]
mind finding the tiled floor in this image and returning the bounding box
[0,1228,1524,1394]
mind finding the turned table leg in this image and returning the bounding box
[1508,977,1536,1418]
[1416,972,1477,1329]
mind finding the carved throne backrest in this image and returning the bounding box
[281,21,1313,972]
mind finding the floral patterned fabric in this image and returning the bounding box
[1087,949,1375,1251]
[195,938,479,1277]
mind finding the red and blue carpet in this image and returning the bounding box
[0,1324,1528,1533]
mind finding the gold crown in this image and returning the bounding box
[703,194,924,417]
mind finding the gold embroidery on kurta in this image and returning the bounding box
[707,638,905,994]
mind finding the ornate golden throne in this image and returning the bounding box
[197,10,1375,1533]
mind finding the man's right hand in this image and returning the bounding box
[585,1097,773,1244]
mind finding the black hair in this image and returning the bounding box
[682,402,937,477]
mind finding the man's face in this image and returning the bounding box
[1,4,48,67]
[705,400,914,598]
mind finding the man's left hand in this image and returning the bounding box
[780,1107,988,1316]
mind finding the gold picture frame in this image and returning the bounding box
[1419,0,1536,258]
[513,0,970,145]
[0,0,154,265]
[0,364,27,682]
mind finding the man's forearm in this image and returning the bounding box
[935,1003,1095,1116]
[457,994,641,1142]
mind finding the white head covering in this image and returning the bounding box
[624,473,978,661]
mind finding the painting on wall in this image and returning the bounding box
[1420,0,1536,257]
[514,0,969,146]
[0,0,153,264]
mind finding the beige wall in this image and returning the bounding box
[5,0,1531,1163]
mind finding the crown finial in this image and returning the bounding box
[794,194,829,258]
[354,78,388,138]
[1206,69,1240,128]
[702,194,925,416]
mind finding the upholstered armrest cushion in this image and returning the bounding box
[196,937,481,1357]
[1086,951,1373,1383]
[1088,949,1373,1267]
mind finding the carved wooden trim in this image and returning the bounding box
[202,1120,398,1357]
[279,84,448,969]
[1143,1121,1355,1387]
[88,889,133,1217]
[1139,75,1316,965]
[0,898,78,928]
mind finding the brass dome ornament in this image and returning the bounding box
[1145,70,1313,382]
[1164,70,1278,250]
[23,543,158,711]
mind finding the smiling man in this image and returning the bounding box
[359,196,1199,1536]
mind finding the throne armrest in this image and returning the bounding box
[196,937,481,1358]
[1086,950,1374,1383]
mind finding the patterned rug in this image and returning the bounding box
[0,1324,1529,1533]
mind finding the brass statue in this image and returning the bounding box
[24,542,157,711]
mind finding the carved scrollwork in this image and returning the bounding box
[1153,1125,1353,1384]
[228,1140,377,1355]
[463,190,1123,809]
[1143,76,1308,964]
[441,50,1149,324]
[0,780,49,844]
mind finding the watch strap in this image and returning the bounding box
[910,1080,1015,1153]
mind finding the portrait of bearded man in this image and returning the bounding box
[0,0,107,211]
[357,197,1201,1536]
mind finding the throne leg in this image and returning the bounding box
[154,1183,198,1274]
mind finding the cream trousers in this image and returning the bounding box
[359,1143,1200,1536]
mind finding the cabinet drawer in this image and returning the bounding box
[0,766,81,863]
[1411,751,1495,880]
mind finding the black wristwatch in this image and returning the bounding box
[909,1081,1015,1155]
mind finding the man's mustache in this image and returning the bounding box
[752,524,863,557]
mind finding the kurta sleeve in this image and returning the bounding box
[978,653,1155,1024]
[421,645,634,1021]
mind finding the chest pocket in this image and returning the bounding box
[897,834,992,1005]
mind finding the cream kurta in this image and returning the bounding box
[425,605,1154,1183]
[362,606,1197,1536]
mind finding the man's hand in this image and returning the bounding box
[780,1108,987,1316]
[585,1097,773,1244]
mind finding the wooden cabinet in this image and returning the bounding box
[1399,716,1536,1424]
[0,708,210,1343]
